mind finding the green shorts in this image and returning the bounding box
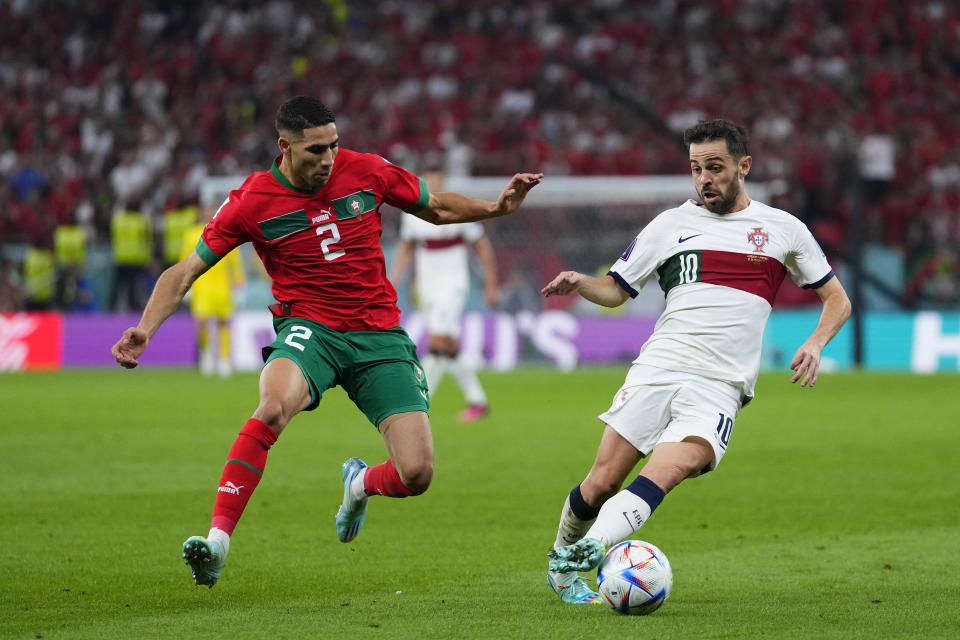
[262,317,429,427]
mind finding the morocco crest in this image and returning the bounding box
[747,227,769,253]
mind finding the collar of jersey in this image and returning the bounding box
[270,157,318,195]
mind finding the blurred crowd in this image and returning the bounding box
[1,0,959,311]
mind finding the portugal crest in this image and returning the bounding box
[747,227,769,253]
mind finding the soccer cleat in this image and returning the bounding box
[458,405,489,422]
[182,536,225,588]
[548,537,606,573]
[548,571,603,604]
[335,457,369,543]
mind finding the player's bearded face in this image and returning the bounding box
[689,141,749,215]
[288,124,339,190]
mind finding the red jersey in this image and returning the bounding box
[197,149,428,331]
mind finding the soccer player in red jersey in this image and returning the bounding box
[111,96,542,588]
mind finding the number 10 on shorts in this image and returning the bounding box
[715,412,733,450]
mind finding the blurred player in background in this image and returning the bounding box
[390,164,499,422]
[541,119,850,605]
[111,96,542,588]
[181,204,245,378]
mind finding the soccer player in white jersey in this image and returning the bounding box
[391,168,499,422]
[540,119,851,605]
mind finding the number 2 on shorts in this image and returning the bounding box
[284,325,313,351]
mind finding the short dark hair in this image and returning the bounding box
[275,96,336,136]
[683,118,749,158]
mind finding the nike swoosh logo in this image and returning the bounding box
[678,234,702,243]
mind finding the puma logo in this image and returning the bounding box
[218,481,244,495]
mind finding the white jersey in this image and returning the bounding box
[610,199,834,400]
[399,214,484,289]
[399,214,486,335]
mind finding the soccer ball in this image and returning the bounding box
[596,540,673,615]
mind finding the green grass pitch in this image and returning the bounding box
[1,367,958,639]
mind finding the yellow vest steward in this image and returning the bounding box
[111,210,153,266]
[163,206,197,264]
[54,225,86,267]
[181,223,244,319]
[24,248,55,303]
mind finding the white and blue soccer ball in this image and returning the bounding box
[596,540,673,615]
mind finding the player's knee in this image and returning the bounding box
[252,397,293,432]
[398,460,434,496]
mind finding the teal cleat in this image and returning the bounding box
[548,571,604,604]
[548,537,606,573]
[182,536,225,588]
[335,458,369,543]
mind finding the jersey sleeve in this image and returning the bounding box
[196,192,253,266]
[376,157,430,213]
[607,213,669,297]
[784,220,834,289]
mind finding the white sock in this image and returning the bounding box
[349,468,368,502]
[554,495,595,549]
[550,496,596,586]
[448,357,487,406]
[199,349,215,376]
[421,354,448,398]
[583,490,654,548]
[207,526,231,557]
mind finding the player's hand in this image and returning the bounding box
[494,173,543,215]
[111,327,149,369]
[789,342,822,387]
[541,271,583,298]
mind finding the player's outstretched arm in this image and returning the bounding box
[417,172,543,225]
[111,251,209,369]
[541,271,629,308]
[789,276,851,387]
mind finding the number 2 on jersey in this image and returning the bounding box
[316,223,345,261]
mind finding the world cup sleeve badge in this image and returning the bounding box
[747,227,769,253]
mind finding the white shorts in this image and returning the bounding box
[598,364,742,473]
[418,280,467,337]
